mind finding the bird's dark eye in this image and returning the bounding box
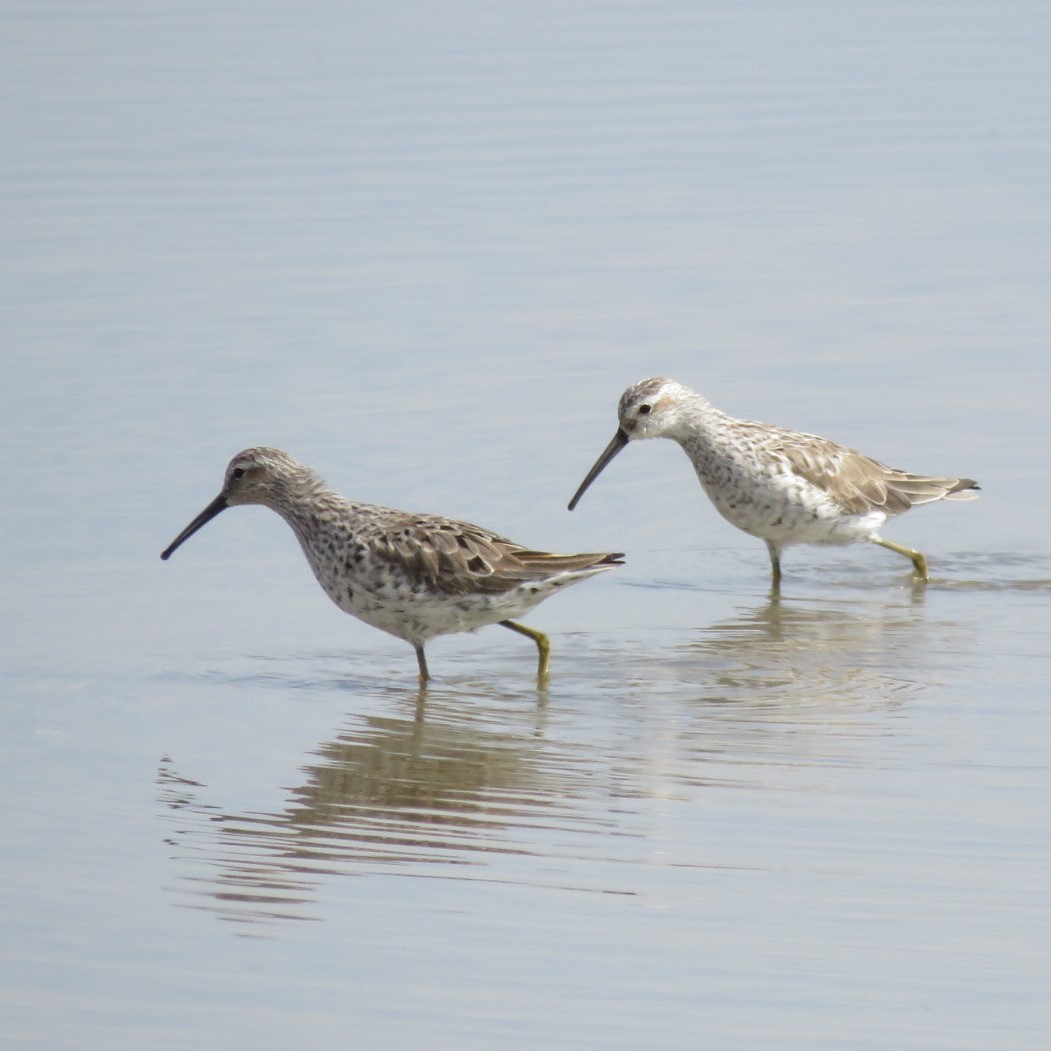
[638,404,652,415]
[232,467,245,479]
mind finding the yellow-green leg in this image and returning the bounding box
[414,645,430,683]
[500,620,551,679]
[765,541,783,589]
[872,537,929,582]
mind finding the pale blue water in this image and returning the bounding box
[2,2,1050,1048]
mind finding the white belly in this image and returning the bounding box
[699,471,888,548]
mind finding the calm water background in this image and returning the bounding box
[2,1,1050,1048]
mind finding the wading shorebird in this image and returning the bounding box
[568,377,978,585]
[162,447,623,682]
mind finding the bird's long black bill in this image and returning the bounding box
[160,494,229,560]
[567,429,629,510]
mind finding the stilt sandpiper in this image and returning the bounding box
[568,377,978,585]
[163,447,623,681]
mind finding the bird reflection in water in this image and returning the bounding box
[157,690,582,928]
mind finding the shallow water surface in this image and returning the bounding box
[3,1,1050,1049]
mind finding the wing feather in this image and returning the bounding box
[779,433,978,516]
[371,514,622,595]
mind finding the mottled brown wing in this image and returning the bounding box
[780,433,977,516]
[373,514,622,596]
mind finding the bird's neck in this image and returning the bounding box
[268,475,354,537]
[668,396,742,465]
[665,390,722,444]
